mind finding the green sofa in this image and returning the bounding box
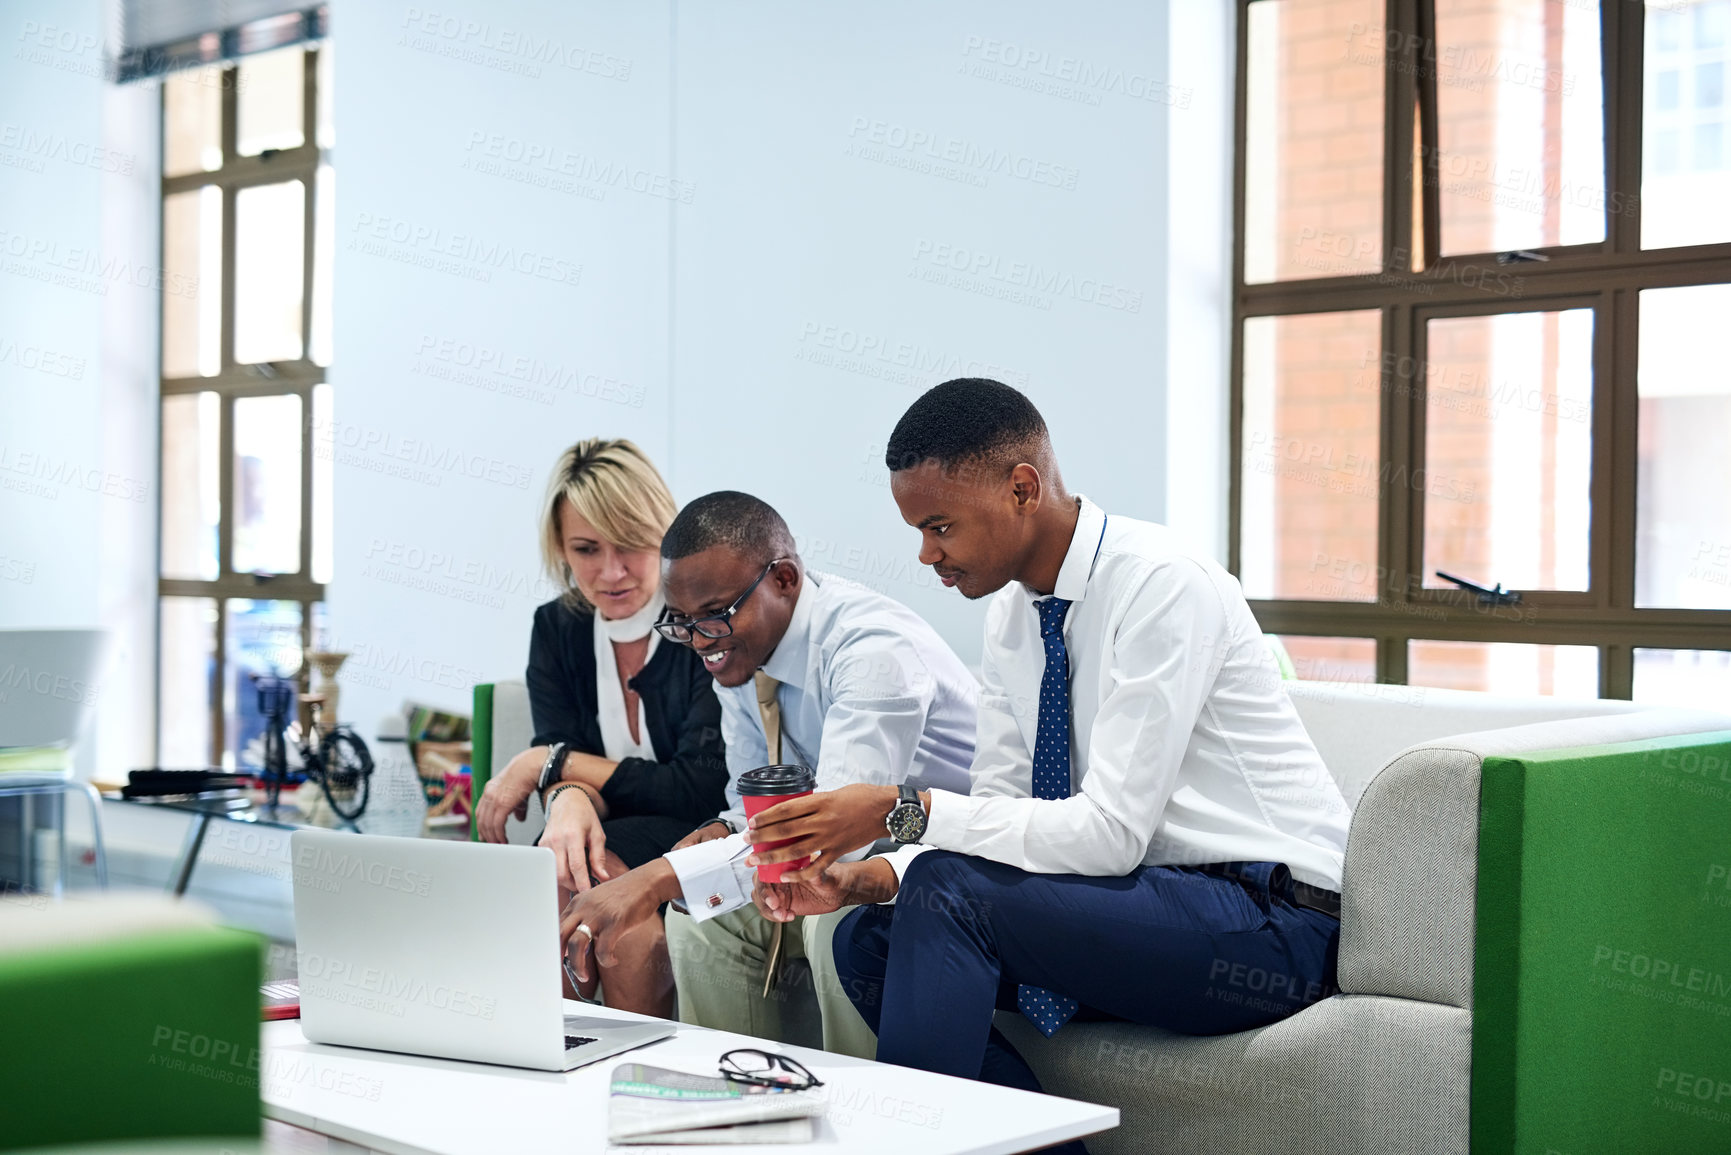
[0,893,261,1151]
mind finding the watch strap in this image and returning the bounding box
[889,783,927,844]
[538,742,569,792]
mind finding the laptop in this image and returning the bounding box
[289,829,674,1071]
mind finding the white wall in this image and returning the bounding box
[326,0,1235,736]
[668,3,1177,659]
[0,0,160,776]
[327,0,673,734]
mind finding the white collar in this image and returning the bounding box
[597,590,665,642]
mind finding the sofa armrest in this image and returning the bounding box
[1340,707,1731,1010]
[470,683,493,841]
[468,680,534,842]
[1471,728,1731,1152]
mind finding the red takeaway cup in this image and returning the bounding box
[737,764,816,883]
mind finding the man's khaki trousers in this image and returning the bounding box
[664,904,877,1060]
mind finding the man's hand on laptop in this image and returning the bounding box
[753,858,900,923]
[475,746,547,843]
[744,783,896,871]
[544,785,610,893]
[560,859,682,983]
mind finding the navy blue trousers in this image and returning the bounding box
[836,851,1340,1092]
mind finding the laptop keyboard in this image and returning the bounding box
[564,1035,599,1050]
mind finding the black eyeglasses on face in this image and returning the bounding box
[654,558,785,644]
[718,1047,823,1091]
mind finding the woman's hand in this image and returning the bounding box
[475,746,549,843]
[670,819,734,852]
[544,785,611,893]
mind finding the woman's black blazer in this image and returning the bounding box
[524,598,728,826]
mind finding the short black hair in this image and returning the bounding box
[661,490,798,563]
[884,378,1049,474]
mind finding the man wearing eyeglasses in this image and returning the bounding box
[559,490,977,1058]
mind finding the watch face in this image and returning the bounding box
[886,803,924,843]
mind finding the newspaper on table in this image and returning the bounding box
[608,1062,827,1145]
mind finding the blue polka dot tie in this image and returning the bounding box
[1018,596,1080,1038]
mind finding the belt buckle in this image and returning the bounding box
[1293,880,1342,919]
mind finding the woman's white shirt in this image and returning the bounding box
[591,592,663,762]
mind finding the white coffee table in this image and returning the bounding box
[261,1002,1117,1154]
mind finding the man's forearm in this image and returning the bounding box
[641,857,684,905]
[837,857,900,905]
[855,785,933,818]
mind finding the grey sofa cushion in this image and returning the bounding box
[997,995,1470,1155]
[489,678,533,777]
[488,680,547,846]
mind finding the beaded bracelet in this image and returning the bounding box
[544,782,588,813]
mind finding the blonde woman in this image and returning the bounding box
[475,438,727,1016]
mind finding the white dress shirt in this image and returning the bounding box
[667,571,978,919]
[893,497,1348,892]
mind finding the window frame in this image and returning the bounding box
[1229,0,1731,696]
[157,46,328,764]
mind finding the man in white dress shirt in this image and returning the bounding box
[559,490,976,1058]
[745,379,1350,1097]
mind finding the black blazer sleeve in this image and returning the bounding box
[597,647,729,825]
[526,600,604,755]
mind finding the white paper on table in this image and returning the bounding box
[611,1118,817,1145]
[607,1063,826,1145]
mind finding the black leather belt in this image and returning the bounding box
[1199,861,1342,920]
[1291,879,1342,919]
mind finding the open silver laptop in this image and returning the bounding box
[290,829,674,1071]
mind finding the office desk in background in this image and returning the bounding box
[262,1002,1118,1155]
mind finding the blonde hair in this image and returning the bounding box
[539,438,677,611]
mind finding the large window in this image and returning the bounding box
[1233,0,1731,697]
[158,45,334,766]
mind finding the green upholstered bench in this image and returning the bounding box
[1000,693,1731,1154]
[0,894,262,1151]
